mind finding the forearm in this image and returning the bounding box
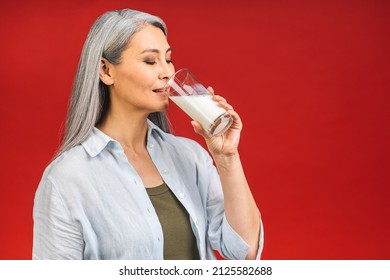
[213,153,261,259]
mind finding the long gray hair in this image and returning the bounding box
[56,9,171,156]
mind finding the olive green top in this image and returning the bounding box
[146,182,200,260]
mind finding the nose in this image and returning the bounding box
[159,62,175,80]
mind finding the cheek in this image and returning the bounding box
[140,77,156,91]
[124,72,151,90]
[133,69,156,88]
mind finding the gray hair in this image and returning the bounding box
[57,9,171,156]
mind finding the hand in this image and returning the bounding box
[191,87,242,158]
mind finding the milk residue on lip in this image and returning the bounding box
[169,95,227,131]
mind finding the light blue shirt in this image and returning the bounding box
[33,120,264,260]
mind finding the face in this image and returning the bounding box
[101,24,175,115]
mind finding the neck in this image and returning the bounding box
[97,109,150,152]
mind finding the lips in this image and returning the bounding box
[152,87,168,95]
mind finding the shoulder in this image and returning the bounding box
[40,145,90,187]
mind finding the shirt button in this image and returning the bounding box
[161,169,168,174]
[195,220,200,227]
[148,143,155,148]
[178,193,185,199]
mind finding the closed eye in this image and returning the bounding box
[145,60,157,65]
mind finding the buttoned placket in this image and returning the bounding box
[147,131,209,260]
[112,142,164,258]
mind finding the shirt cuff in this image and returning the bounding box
[221,212,264,260]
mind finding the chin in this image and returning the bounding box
[154,102,169,112]
[161,100,169,110]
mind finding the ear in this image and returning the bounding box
[100,58,114,86]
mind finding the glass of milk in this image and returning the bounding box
[165,68,233,137]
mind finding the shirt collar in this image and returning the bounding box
[81,119,168,157]
[81,127,114,157]
[146,119,168,142]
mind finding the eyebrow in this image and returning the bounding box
[141,47,172,54]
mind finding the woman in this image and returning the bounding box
[33,8,263,260]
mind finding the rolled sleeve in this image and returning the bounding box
[220,212,264,260]
[256,218,264,259]
[219,213,250,259]
[204,152,264,260]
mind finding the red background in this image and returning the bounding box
[1,0,389,260]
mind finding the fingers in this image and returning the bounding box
[206,86,215,95]
[206,86,231,108]
[191,121,211,138]
[206,86,241,128]
[227,108,241,123]
[219,100,234,112]
[212,95,234,112]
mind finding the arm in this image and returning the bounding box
[191,88,261,260]
[212,152,261,259]
[33,177,84,259]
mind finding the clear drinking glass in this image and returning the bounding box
[165,68,233,137]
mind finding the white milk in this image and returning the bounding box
[169,95,232,136]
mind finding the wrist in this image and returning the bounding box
[213,153,241,171]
